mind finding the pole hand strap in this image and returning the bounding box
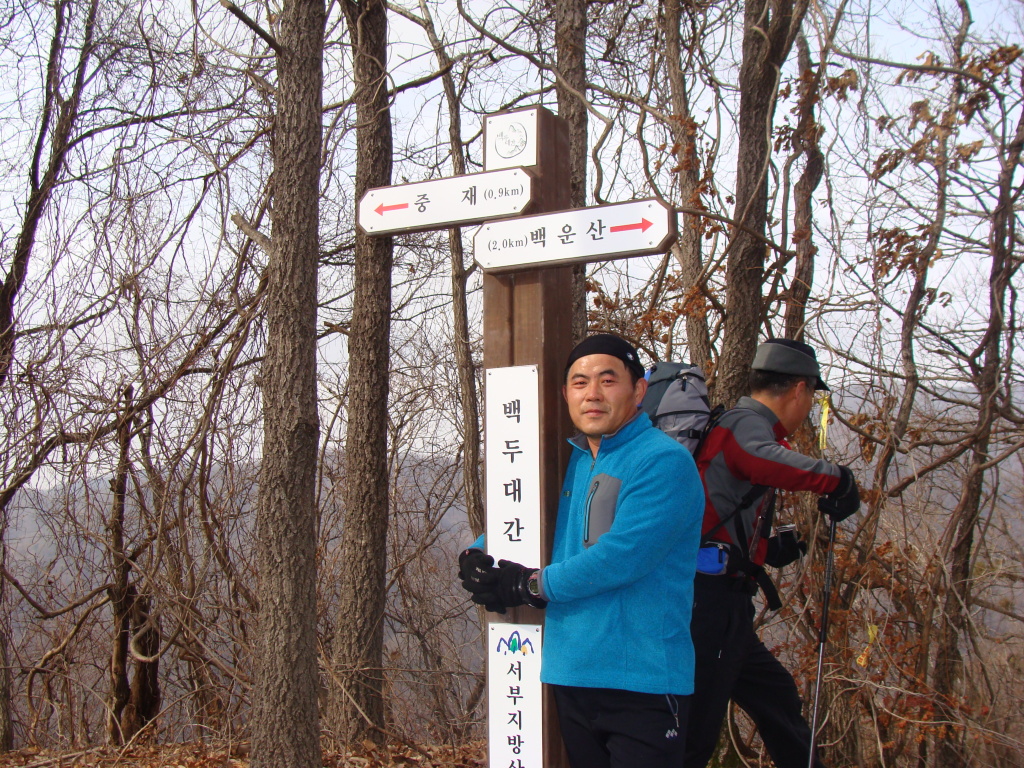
[752,567,783,611]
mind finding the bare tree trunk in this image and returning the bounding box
[252,0,325,765]
[0,0,98,387]
[716,0,809,406]
[187,655,225,734]
[0,606,10,751]
[449,233,483,540]
[783,35,823,341]
[556,0,589,342]
[0,2,98,742]
[415,1,484,537]
[837,16,966,767]
[332,0,393,745]
[106,389,133,745]
[0,481,11,751]
[933,61,1024,768]
[662,0,712,370]
[120,593,160,742]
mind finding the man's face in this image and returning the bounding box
[778,379,816,435]
[562,354,647,448]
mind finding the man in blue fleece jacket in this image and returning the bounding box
[459,333,704,768]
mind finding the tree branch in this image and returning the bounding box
[220,0,281,54]
[975,597,1024,624]
[0,564,112,620]
[231,212,273,254]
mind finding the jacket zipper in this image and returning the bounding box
[583,478,600,544]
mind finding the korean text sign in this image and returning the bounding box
[485,366,541,567]
[489,624,543,768]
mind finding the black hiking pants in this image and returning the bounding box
[553,684,690,768]
[683,573,825,768]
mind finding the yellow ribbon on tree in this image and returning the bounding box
[818,394,831,453]
[856,623,880,667]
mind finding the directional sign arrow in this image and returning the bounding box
[609,218,653,233]
[375,202,408,216]
[357,168,534,236]
[474,199,677,272]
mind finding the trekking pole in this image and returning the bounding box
[807,515,836,768]
[808,393,835,768]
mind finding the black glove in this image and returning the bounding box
[458,548,496,592]
[818,465,860,522]
[496,560,548,609]
[469,590,507,614]
[458,549,506,614]
[764,529,807,568]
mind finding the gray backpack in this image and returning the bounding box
[641,362,721,455]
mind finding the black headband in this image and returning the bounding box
[564,333,645,381]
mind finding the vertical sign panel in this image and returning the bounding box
[485,366,542,567]
[489,623,543,768]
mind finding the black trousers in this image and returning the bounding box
[683,573,825,768]
[553,684,690,768]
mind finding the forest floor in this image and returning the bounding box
[0,741,487,768]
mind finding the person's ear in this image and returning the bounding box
[633,376,648,406]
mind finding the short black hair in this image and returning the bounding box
[749,369,816,397]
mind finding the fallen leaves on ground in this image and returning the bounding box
[0,740,487,768]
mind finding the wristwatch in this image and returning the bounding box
[527,572,542,598]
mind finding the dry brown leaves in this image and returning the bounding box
[0,741,486,768]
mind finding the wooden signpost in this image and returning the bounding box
[355,105,678,768]
[480,107,575,768]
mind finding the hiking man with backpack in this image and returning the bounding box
[458,333,705,768]
[682,338,860,768]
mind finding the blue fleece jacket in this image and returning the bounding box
[542,412,702,694]
[470,414,703,692]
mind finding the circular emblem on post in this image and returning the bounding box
[495,122,528,159]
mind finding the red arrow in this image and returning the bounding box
[375,202,409,216]
[609,218,653,233]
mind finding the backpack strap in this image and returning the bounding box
[698,483,767,547]
[692,403,725,456]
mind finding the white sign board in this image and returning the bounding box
[485,366,542,568]
[489,623,543,768]
[475,199,678,272]
[356,168,533,235]
[484,108,540,171]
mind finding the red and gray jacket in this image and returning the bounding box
[696,396,842,573]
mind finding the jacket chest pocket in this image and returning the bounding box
[584,473,622,548]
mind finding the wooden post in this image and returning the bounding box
[483,107,573,768]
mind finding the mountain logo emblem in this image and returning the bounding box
[496,630,535,655]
